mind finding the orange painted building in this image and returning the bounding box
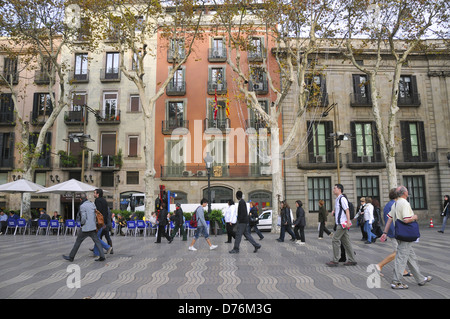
[154,30,281,205]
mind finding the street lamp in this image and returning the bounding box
[204,152,213,215]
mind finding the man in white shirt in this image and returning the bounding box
[224,199,237,243]
[380,186,432,289]
[326,184,357,267]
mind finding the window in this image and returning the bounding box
[356,176,379,203]
[165,139,185,176]
[68,132,83,157]
[128,136,138,157]
[130,95,140,112]
[171,68,184,90]
[34,172,46,186]
[351,74,371,106]
[101,132,116,167]
[305,74,327,106]
[403,175,427,209]
[400,121,427,162]
[307,177,332,212]
[248,191,272,208]
[167,101,184,128]
[249,133,270,176]
[105,52,119,78]
[74,53,88,80]
[248,37,264,60]
[169,39,185,60]
[306,121,334,163]
[101,171,114,187]
[398,75,420,106]
[3,57,18,83]
[350,121,382,163]
[103,92,118,119]
[126,171,139,184]
[211,38,225,58]
[0,132,14,167]
[248,100,269,131]
[202,186,233,203]
[34,93,52,117]
[206,138,226,165]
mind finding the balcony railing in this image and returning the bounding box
[162,119,189,135]
[69,70,89,83]
[297,152,340,170]
[248,80,268,95]
[395,151,437,169]
[204,118,230,132]
[244,119,270,134]
[0,68,18,85]
[64,110,88,125]
[30,112,50,126]
[96,110,120,124]
[208,48,227,62]
[92,154,120,170]
[166,81,186,96]
[100,68,121,82]
[167,49,186,62]
[346,151,386,169]
[207,81,227,95]
[161,164,272,179]
[34,71,50,85]
[0,111,15,126]
[350,92,372,107]
[398,93,421,107]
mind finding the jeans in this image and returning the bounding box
[440,214,449,232]
[279,224,295,241]
[69,230,105,259]
[193,225,209,240]
[93,227,111,256]
[248,224,264,239]
[364,221,376,242]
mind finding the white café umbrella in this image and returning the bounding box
[37,179,98,220]
[0,179,45,217]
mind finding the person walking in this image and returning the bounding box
[170,203,187,241]
[224,199,236,243]
[363,197,377,244]
[229,191,261,254]
[376,188,411,277]
[318,200,332,239]
[380,186,432,289]
[63,193,106,262]
[94,189,113,252]
[438,195,449,233]
[355,197,368,241]
[326,184,357,267]
[188,198,217,251]
[293,200,306,245]
[248,201,264,240]
[155,202,172,244]
[277,201,295,242]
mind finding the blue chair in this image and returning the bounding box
[64,219,76,236]
[15,218,29,235]
[5,219,17,235]
[135,220,148,237]
[74,221,81,236]
[125,220,136,236]
[49,220,62,236]
[148,222,157,236]
[111,220,117,235]
[36,219,49,235]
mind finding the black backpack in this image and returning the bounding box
[339,194,355,220]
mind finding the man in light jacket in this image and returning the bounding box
[63,193,106,262]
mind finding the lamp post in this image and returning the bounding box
[204,152,213,215]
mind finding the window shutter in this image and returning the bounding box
[400,121,411,161]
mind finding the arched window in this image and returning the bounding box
[248,191,272,208]
[202,186,233,203]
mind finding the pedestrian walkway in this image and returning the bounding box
[0,227,448,299]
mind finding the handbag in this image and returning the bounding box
[394,219,420,242]
[441,203,449,217]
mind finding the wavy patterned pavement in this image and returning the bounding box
[0,228,449,299]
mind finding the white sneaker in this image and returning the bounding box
[188,246,197,251]
[210,245,218,250]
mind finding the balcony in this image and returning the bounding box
[208,48,227,62]
[36,155,51,170]
[34,71,50,85]
[0,69,18,85]
[297,152,340,170]
[395,151,437,169]
[162,119,189,135]
[244,119,270,134]
[207,81,227,95]
[350,92,372,107]
[398,93,421,107]
[58,151,88,170]
[204,118,230,132]
[92,154,120,170]
[64,110,88,126]
[248,81,268,95]
[247,49,265,62]
[167,49,186,63]
[100,68,121,82]
[69,70,89,83]
[166,81,186,96]
[161,164,273,180]
[96,110,120,125]
[346,152,386,169]
[30,112,50,126]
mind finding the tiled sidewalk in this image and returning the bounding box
[0,227,448,299]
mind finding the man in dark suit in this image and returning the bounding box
[155,202,172,244]
[94,189,113,254]
[229,191,261,254]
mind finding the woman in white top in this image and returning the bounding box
[363,197,376,244]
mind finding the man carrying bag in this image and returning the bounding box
[380,186,432,289]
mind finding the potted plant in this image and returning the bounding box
[114,148,123,168]
[93,154,101,167]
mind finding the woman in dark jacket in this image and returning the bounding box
[277,201,296,242]
[318,199,331,239]
[248,201,264,240]
[293,200,306,245]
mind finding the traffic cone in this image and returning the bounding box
[429,218,434,228]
